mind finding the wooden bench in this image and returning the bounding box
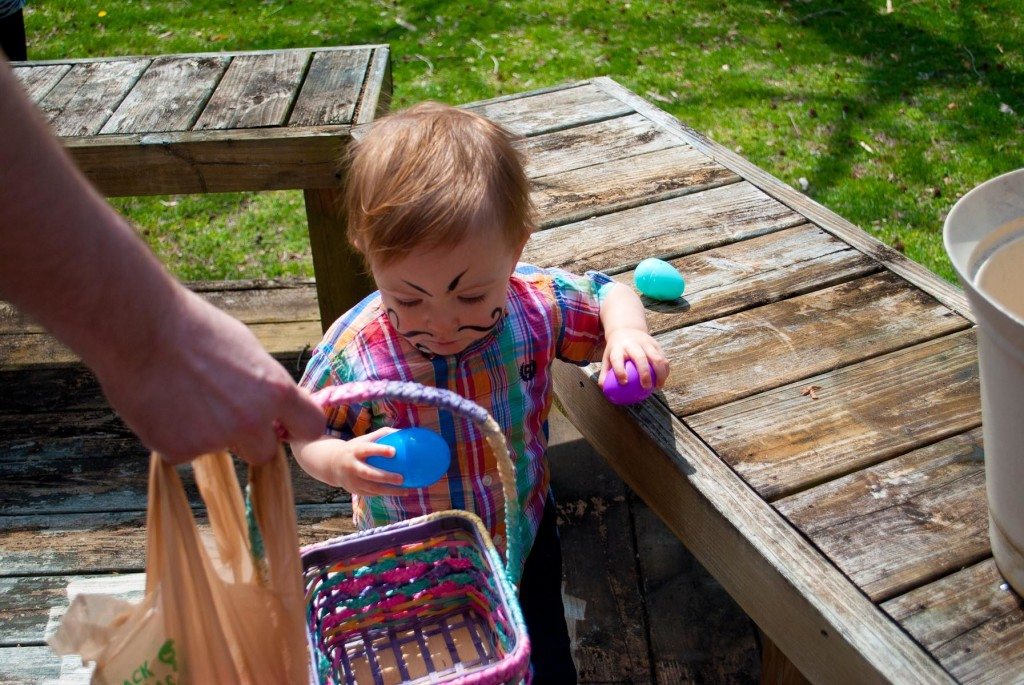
[1,75,1017,683]
[11,45,391,329]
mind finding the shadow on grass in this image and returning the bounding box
[756,0,1022,197]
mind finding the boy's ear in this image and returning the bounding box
[512,237,528,266]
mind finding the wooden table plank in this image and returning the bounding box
[612,223,880,333]
[0,349,308,415]
[289,48,371,126]
[0,504,355,576]
[522,112,681,179]
[0,367,105,415]
[0,433,346,514]
[689,328,981,500]
[523,181,805,274]
[64,128,350,196]
[1,573,145,647]
[0,647,62,682]
[0,319,322,369]
[534,145,740,229]
[1,279,318,335]
[12,63,71,103]
[467,82,633,137]
[36,59,149,136]
[776,428,989,602]
[194,51,309,130]
[883,560,1024,683]
[658,272,970,416]
[100,55,229,134]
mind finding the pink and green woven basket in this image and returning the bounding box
[301,381,531,685]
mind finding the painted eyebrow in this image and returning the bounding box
[401,280,432,296]
[447,269,469,293]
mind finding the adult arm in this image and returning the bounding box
[0,59,324,463]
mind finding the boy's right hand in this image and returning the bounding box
[296,428,407,496]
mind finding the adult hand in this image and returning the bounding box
[96,291,325,465]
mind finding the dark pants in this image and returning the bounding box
[1,8,26,61]
[518,494,578,684]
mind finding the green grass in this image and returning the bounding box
[24,1,1024,283]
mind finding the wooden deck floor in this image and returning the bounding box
[0,278,759,684]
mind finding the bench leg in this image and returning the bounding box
[757,626,811,683]
[758,628,810,685]
[303,187,375,331]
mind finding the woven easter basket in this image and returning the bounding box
[301,381,531,685]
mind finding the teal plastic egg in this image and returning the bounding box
[367,428,451,488]
[634,258,685,301]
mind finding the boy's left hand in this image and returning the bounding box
[599,327,669,391]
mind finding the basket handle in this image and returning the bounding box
[311,380,523,581]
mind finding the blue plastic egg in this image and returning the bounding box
[367,427,451,488]
[634,258,685,301]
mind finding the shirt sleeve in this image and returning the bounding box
[546,266,613,365]
[299,342,376,441]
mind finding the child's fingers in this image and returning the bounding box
[349,472,407,496]
[351,440,396,460]
[641,341,670,388]
[352,458,405,488]
[359,426,398,442]
[603,346,628,384]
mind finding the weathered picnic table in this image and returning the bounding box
[0,72,1015,684]
[10,45,391,328]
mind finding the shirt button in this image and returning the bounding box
[493,534,503,546]
[482,475,493,486]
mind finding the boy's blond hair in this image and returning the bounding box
[344,101,534,266]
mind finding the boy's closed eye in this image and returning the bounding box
[457,294,487,304]
[395,298,422,308]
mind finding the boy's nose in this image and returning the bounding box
[425,311,458,336]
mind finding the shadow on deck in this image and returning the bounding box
[0,278,760,684]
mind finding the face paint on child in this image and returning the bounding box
[372,227,523,357]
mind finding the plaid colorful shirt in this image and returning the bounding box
[299,264,611,567]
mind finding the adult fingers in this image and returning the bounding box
[229,421,280,465]
[274,385,326,444]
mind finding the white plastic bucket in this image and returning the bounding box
[944,168,1024,594]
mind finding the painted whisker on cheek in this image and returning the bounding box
[457,307,503,333]
[386,308,432,338]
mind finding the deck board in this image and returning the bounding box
[534,145,740,229]
[689,329,981,500]
[0,504,355,576]
[522,112,681,179]
[523,181,805,274]
[657,272,970,417]
[466,82,633,137]
[11,63,71,102]
[289,48,371,126]
[194,51,309,130]
[776,428,988,602]
[612,223,880,333]
[883,560,1024,682]
[36,59,149,136]
[100,55,228,133]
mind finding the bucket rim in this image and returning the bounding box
[943,167,1024,329]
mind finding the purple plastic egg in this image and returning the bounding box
[602,360,656,405]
